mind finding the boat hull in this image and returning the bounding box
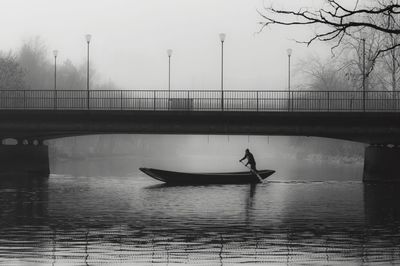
[139,168,275,184]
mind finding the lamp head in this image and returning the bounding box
[85,34,92,43]
[167,49,173,57]
[219,33,226,42]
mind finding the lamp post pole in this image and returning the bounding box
[53,50,58,109]
[219,33,226,110]
[167,49,173,106]
[287,48,292,111]
[362,37,366,111]
[85,34,92,110]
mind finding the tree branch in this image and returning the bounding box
[259,1,400,49]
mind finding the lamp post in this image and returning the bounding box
[53,50,58,109]
[361,35,366,111]
[167,48,173,91]
[85,34,92,109]
[287,48,292,111]
[167,49,173,109]
[219,33,226,110]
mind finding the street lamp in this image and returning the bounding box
[85,34,92,109]
[53,50,58,109]
[219,33,226,110]
[361,33,366,111]
[287,48,293,111]
[167,49,173,92]
[167,49,173,109]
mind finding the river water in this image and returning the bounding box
[1,158,400,265]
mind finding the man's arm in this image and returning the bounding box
[239,154,247,162]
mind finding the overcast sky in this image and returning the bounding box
[0,0,335,90]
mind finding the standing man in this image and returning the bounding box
[239,148,257,172]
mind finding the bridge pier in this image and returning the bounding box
[0,141,49,177]
[363,145,400,182]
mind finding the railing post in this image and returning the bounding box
[290,91,293,111]
[54,90,57,110]
[154,90,156,111]
[120,90,123,110]
[256,91,259,112]
[221,91,224,111]
[327,91,330,111]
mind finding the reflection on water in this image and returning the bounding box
[0,174,400,265]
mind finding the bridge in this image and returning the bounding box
[1,89,400,182]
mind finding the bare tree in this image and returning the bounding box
[372,12,400,92]
[296,55,349,91]
[259,0,400,55]
[336,28,388,91]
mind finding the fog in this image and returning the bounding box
[48,135,365,178]
[0,0,331,90]
[1,0,366,176]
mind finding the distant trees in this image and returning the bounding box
[296,55,350,91]
[0,36,115,91]
[57,59,86,91]
[18,37,52,90]
[0,52,25,90]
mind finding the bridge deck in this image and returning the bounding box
[0,109,398,144]
[0,90,399,144]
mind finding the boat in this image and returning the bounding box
[139,168,275,184]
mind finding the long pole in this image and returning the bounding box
[87,41,90,110]
[221,40,224,110]
[166,49,173,109]
[288,54,291,111]
[393,48,396,93]
[362,38,366,112]
[168,55,171,109]
[54,54,57,109]
[168,55,171,93]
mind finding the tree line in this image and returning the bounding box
[0,36,116,91]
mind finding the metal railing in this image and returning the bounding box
[0,89,399,112]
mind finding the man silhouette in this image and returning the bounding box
[239,148,257,172]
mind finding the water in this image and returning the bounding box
[1,160,400,265]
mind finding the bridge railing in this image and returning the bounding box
[0,89,399,111]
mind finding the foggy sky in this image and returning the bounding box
[0,0,334,90]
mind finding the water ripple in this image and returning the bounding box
[0,176,399,265]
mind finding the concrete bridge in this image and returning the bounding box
[1,89,400,182]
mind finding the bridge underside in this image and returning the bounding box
[0,110,399,182]
[0,110,399,144]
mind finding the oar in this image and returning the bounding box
[240,161,263,183]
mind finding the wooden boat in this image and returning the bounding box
[139,168,275,184]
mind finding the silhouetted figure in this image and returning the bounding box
[240,148,257,172]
